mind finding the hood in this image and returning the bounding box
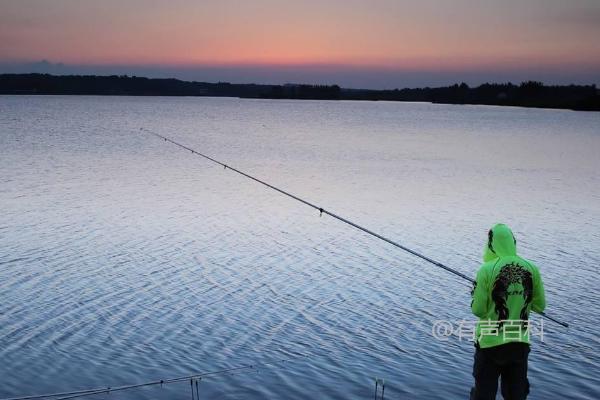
[483,223,517,262]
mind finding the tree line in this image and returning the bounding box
[0,74,598,111]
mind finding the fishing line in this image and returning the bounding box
[141,128,568,329]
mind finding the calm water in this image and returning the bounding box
[1,96,599,399]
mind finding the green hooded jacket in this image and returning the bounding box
[471,224,546,348]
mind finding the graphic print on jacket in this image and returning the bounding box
[491,262,533,327]
[472,224,546,347]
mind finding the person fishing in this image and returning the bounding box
[470,223,546,400]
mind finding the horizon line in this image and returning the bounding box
[2,60,599,90]
[2,71,598,92]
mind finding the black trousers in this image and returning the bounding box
[470,342,530,400]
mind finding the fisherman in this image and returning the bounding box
[470,224,546,400]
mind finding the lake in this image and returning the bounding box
[1,96,599,399]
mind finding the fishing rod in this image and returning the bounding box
[0,355,304,400]
[141,128,569,328]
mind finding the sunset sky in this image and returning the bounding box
[1,0,599,88]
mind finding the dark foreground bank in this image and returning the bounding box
[1,73,599,111]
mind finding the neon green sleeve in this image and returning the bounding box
[531,265,546,313]
[471,266,489,318]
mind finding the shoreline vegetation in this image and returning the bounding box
[1,73,599,111]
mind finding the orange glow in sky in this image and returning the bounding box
[1,0,599,87]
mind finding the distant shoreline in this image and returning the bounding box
[1,73,599,111]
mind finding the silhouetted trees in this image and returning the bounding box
[341,81,599,111]
[0,73,598,110]
[0,74,341,100]
[263,84,341,100]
